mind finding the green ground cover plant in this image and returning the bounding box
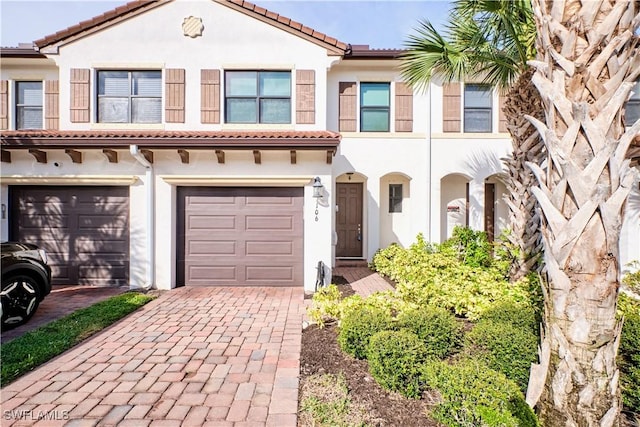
[1,291,155,386]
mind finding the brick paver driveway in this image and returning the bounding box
[1,286,304,426]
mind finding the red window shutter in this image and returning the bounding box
[499,94,508,133]
[395,82,413,132]
[296,70,315,124]
[165,69,185,123]
[45,80,59,130]
[0,80,8,130]
[200,69,220,124]
[70,69,90,123]
[443,82,461,132]
[339,82,356,132]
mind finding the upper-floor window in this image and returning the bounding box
[360,82,390,132]
[389,183,403,213]
[225,71,291,124]
[16,81,43,129]
[626,80,640,126]
[464,84,492,132]
[97,70,161,123]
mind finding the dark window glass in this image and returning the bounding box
[98,70,161,123]
[360,83,390,132]
[389,184,403,213]
[225,71,291,123]
[464,84,492,132]
[16,81,43,129]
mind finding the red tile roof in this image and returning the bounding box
[1,129,341,149]
[34,0,348,53]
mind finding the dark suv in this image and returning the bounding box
[1,242,52,329]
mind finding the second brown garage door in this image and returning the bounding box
[10,186,130,286]
[177,187,304,287]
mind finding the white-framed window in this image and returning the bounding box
[626,80,640,126]
[97,70,162,123]
[464,84,492,132]
[15,81,43,129]
[225,71,291,124]
[360,82,390,132]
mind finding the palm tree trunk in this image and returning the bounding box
[525,0,640,425]
[502,68,546,280]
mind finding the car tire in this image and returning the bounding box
[1,275,42,330]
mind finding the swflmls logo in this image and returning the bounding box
[3,410,70,420]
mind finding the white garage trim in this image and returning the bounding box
[1,176,138,185]
[161,175,314,186]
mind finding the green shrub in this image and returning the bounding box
[619,295,640,412]
[622,261,640,294]
[440,226,493,269]
[337,306,393,359]
[480,301,539,334]
[307,284,344,327]
[371,235,535,320]
[395,307,463,359]
[422,359,539,427]
[463,320,538,392]
[367,330,429,398]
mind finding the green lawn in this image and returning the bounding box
[1,291,156,386]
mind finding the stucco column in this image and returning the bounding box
[367,178,380,261]
[468,179,485,231]
[431,179,442,244]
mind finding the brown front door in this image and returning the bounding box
[484,183,495,242]
[336,182,363,258]
[177,187,303,287]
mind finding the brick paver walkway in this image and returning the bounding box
[1,286,304,426]
[1,285,128,344]
[332,267,394,296]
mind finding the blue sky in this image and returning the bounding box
[0,0,451,49]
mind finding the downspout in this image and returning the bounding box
[428,84,433,242]
[130,145,155,290]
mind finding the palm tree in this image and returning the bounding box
[524,0,640,424]
[400,0,544,280]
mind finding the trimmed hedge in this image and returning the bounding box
[463,320,538,392]
[337,306,392,359]
[367,330,429,398]
[395,307,463,359]
[619,294,640,412]
[423,359,539,427]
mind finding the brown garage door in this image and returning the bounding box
[10,186,130,286]
[177,187,303,287]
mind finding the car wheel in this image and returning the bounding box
[1,275,42,330]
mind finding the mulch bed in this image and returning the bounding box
[299,279,440,426]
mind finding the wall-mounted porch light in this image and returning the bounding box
[312,177,324,221]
